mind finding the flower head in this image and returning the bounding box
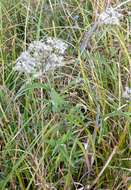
[123,86,131,101]
[14,37,68,78]
[15,52,37,74]
[98,7,123,25]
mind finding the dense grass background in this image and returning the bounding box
[0,0,131,189]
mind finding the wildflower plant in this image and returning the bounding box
[1,0,131,189]
[14,37,68,78]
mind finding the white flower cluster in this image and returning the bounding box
[123,86,131,101]
[14,37,68,77]
[98,7,123,26]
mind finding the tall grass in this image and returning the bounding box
[0,0,131,189]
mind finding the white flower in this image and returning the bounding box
[83,143,88,150]
[15,52,37,74]
[14,37,68,77]
[83,142,89,150]
[46,37,68,54]
[98,7,123,25]
[123,86,131,100]
[28,40,53,56]
[44,54,64,72]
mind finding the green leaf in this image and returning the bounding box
[50,88,65,113]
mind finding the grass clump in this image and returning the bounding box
[0,0,131,189]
